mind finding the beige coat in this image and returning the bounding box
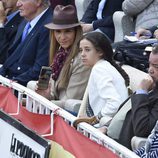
[27,53,91,111]
[27,54,91,112]
[50,53,91,108]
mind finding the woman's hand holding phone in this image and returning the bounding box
[35,81,52,100]
[35,66,52,100]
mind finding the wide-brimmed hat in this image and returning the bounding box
[45,5,80,30]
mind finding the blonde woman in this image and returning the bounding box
[27,5,91,115]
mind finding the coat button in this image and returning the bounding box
[17,67,21,70]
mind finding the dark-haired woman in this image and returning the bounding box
[74,32,129,130]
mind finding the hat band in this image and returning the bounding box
[53,18,79,25]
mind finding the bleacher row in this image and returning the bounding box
[0,75,139,157]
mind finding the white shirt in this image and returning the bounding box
[96,0,107,19]
[88,60,128,124]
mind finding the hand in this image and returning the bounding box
[98,126,107,134]
[136,28,152,39]
[35,81,51,99]
[0,1,6,24]
[138,76,154,92]
[154,29,158,39]
[81,23,94,33]
[73,116,98,129]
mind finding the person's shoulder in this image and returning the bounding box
[93,60,110,69]
[40,7,53,24]
[92,60,109,72]
[71,53,83,67]
[72,53,91,71]
[12,12,24,22]
[92,60,120,77]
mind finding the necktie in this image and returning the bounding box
[21,22,31,42]
[96,0,107,19]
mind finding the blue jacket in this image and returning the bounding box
[0,8,53,86]
[0,12,23,64]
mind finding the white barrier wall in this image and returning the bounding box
[0,75,139,158]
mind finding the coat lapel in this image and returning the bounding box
[12,20,26,46]
[5,12,23,28]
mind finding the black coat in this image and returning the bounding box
[81,0,124,41]
[0,12,23,64]
[118,89,158,149]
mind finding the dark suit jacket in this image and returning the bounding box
[118,89,158,149]
[0,12,23,64]
[0,8,53,86]
[81,0,124,41]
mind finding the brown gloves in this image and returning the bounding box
[73,116,99,129]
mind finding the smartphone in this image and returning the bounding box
[38,66,52,90]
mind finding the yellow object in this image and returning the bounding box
[49,141,75,158]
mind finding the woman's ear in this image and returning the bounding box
[98,51,103,58]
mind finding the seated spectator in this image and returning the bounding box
[0,0,23,64]
[135,121,158,157]
[73,32,129,130]
[0,0,52,86]
[122,0,158,32]
[80,0,124,42]
[27,5,91,112]
[118,45,158,150]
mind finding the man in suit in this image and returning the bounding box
[118,45,158,149]
[80,0,124,42]
[0,0,23,63]
[0,0,52,86]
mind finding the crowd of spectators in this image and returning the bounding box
[1,0,158,157]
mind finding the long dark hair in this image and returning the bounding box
[79,32,129,87]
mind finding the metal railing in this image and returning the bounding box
[0,75,139,158]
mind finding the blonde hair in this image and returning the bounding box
[49,26,83,88]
